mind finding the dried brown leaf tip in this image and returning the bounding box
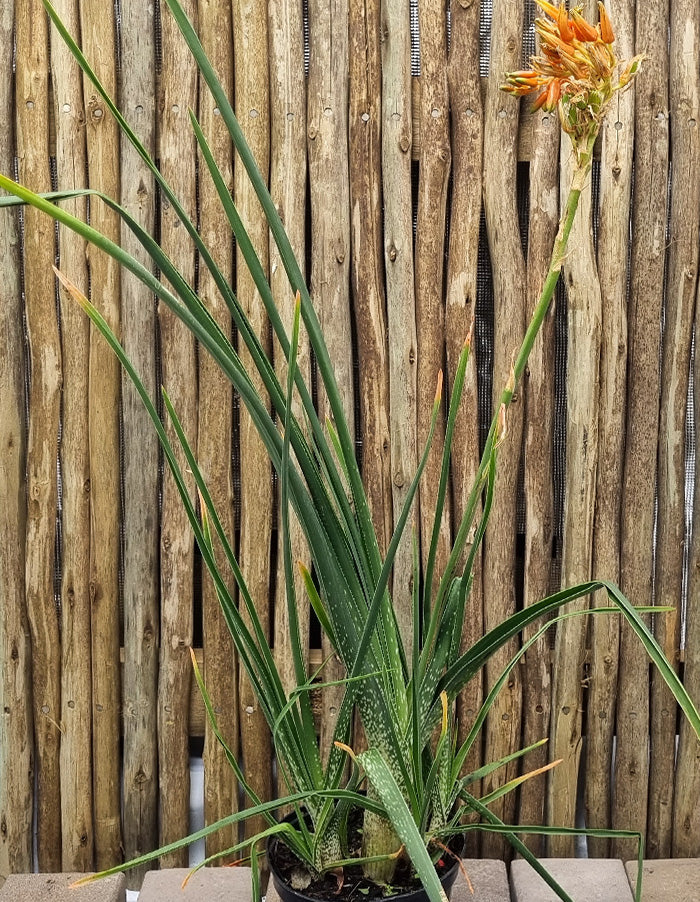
[501,2,644,165]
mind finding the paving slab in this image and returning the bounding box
[138,866,253,901]
[0,872,125,902]
[452,860,511,902]
[510,858,633,902]
[624,859,700,902]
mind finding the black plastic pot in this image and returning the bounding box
[267,810,464,902]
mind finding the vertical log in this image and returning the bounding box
[446,0,483,850]
[51,0,93,872]
[548,33,602,856]
[381,0,416,652]
[588,0,635,859]
[269,0,310,701]
[481,0,526,857]
[78,0,123,868]
[619,0,668,861]
[120,0,159,881]
[414,0,450,594]
[520,104,559,853]
[16,0,63,871]
[307,0,352,762]
[666,0,700,857]
[197,0,238,858]
[234,0,273,835]
[0,0,34,878]
[158,0,198,866]
[349,0,392,556]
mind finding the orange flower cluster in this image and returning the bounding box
[501,1,643,163]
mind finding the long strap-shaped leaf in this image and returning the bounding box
[159,0,383,589]
[357,748,449,902]
[439,579,700,741]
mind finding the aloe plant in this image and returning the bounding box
[0,2,697,902]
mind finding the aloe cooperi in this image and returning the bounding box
[1,3,698,902]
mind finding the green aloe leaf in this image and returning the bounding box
[357,748,447,902]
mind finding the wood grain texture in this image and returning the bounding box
[79,0,123,868]
[0,0,33,878]
[119,0,159,883]
[233,0,273,836]
[157,0,198,866]
[446,0,483,855]
[480,0,526,858]
[16,0,63,871]
[349,0,392,557]
[548,137,602,859]
[307,0,353,764]
[197,0,238,859]
[667,0,700,857]
[587,0,635,860]
[382,0,417,654]
[51,0,93,872]
[269,0,311,705]
[620,0,668,862]
[414,0,450,597]
[520,105,559,855]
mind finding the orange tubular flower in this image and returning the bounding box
[597,1,615,43]
[500,1,644,166]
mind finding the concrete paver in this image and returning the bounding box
[510,858,633,902]
[138,866,253,901]
[0,873,125,902]
[453,859,511,902]
[624,858,700,902]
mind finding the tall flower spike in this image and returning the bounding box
[500,2,643,167]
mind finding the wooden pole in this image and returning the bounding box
[307,0,353,764]
[269,0,310,703]
[618,0,668,862]
[666,0,700,857]
[446,0,483,855]
[78,0,123,869]
[51,0,93,872]
[382,0,417,654]
[349,0,392,558]
[157,0,198,866]
[16,0,63,871]
[197,0,238,858]
[548,79,602,866]
[587,0,635,859]
[520,103,559,854]
[233,0,274,834]
[0,0,33,878]
[120,0,159,883]
[481,0,526,857]
[414,0,451,597]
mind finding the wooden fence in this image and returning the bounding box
[0,0,699,886]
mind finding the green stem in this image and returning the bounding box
[426,156,591,653]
